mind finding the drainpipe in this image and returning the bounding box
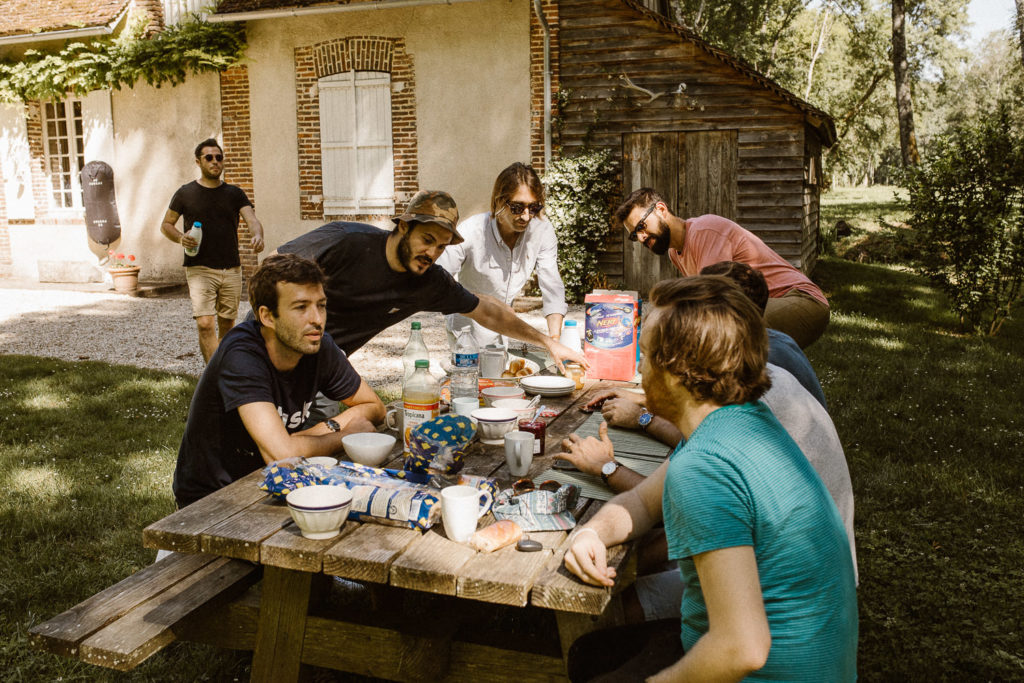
[532,0,552,169]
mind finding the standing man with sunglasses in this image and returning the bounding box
[615,188,829,348]
[437,162,568,348]
[160,138,265,362]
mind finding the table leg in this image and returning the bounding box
[251,566,312,683]
[555,595,626,663]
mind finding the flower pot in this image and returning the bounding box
[109,266,140,294]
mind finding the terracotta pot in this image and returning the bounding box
[109,266,140,294]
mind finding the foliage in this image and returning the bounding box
[107,250,137,269]
[542,149,619,302]
[899,106,1024,335]
[0,14,246,104]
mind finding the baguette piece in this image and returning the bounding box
[470,520,523,553]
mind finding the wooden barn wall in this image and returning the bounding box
[557,0,814,280]
[802,126,822,273]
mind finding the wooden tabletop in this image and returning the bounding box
[144,381,641,616]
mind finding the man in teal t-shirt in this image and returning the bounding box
[664,402,857,680]
[562,275,857,681]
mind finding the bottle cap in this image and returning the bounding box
[415,359,429,368]
[564,320,577,327]
[411,321,421,330]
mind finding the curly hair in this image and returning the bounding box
[699,261,770,314]
[614,187,667,226]
[490,162,545,216]
[645,276,770,405]
[194,138,223,159]
[248,253,326,322]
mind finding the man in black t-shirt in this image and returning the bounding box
[172,254,385,508]
[160,138,266,363]
[277,191,587,362]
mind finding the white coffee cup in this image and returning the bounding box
[384,406,403,433]
[504,431,535,478]
[451,396,480,418]
[441,485,494,543]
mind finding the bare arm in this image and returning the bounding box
[333,379,386,427]
[465,294,587,372]
[237,401,375,464]
[239,205,264,253]
[160,208,197,249]
[586,390,683,447]
[562,459,668,586]
[559,421,646,492]
[647,546,771,682]
[545,312,564,340]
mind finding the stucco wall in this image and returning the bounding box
[110,72,222,281]
[243,0,533,250]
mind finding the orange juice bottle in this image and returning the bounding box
[403,359,440,454]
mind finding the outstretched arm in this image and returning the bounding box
[465,294,587,373]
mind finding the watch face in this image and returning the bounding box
[326,419,340,433]
[638,411,653,427]
[601,460,618,477]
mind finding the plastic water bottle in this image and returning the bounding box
[559,319,582,354]
[451,326,479,401]
[184,221,202,257]
[402,321,429,382]
[403,359,440,454]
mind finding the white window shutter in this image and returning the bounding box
[319,71,394,215]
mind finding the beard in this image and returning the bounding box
[646,219,672,255]
[397,231,432,274]
[274,322,322,356]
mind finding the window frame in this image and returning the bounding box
[41,98,86,212]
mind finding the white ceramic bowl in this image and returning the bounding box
[286,485,352,540]
[342,432,397,467]
[470,407,519,443]
[491,398,536,422]
[305,456,338,468]
[481,385,526,406]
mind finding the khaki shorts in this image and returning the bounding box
[185,266,242,320]
[764,288,830,349]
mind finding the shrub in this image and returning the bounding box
[900,106,1024,335]
[542,149,619,302]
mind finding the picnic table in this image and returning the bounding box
[32,379,672,682]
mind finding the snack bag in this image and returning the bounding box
[404,414,476,474]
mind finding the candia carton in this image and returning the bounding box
[583,291,640,381]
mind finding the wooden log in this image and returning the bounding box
[251,566,313,683]
[530,536,634,616]
[142,470,267,554]
[77,557,257,671]
[322,522,420,584]
[29,551,216,658]
[200,496,292,562]
[457,541,556,607]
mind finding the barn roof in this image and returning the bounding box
[619,0,836,146]
[0,0,130,41]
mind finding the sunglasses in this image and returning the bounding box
[627,203,658,242]
[512,478,561,496]
[506,201,544,217]
[202,154,224,162]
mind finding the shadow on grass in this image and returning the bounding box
[808,258,1024,679]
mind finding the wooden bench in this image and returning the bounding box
[29,551,259,671]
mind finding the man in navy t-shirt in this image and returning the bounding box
[172,254,385,508]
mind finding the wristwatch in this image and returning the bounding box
[600,459,622,484]
[325,418,341,433]
[637,409,654,430]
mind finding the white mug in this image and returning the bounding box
[384,406,403,433]
[504,431,535,478]
[451,396,480,418]
[441,485,494,543]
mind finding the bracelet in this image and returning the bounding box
[570,527,601,544]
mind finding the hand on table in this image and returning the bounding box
[559,422,615,476]
[564,528,616,587]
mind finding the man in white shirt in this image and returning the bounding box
[437,162,568,348]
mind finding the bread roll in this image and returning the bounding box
[470,520,523,553]
[508,358,525,374]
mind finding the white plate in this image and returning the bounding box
[482,355,542,380]
[519,375,575,397]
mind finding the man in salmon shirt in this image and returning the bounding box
[614,188,830,347]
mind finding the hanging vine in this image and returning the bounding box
[0,13,247,104]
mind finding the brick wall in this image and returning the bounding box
[530,0,560,172]
[219,66,259,282]
[24,101,55,219]
[295,36,418,222]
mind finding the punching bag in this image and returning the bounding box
[81,161,121,246]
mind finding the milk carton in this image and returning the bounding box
[583,290,640,381]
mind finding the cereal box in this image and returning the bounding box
[583,290,640,381]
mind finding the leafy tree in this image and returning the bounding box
[542,150,619,303]
[900,106,1024,335]
[891,0,921,165]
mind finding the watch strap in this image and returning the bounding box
[325,418,341,433]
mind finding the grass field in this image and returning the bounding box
[2,186,1022,679]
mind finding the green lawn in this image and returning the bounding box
[2,244,1023,678]
[820,185,911,257]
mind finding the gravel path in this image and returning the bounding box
[0,285,583,397]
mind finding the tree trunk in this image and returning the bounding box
[1016,0,1024,68]
[805,11,831,99]
[891,0,920,166]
